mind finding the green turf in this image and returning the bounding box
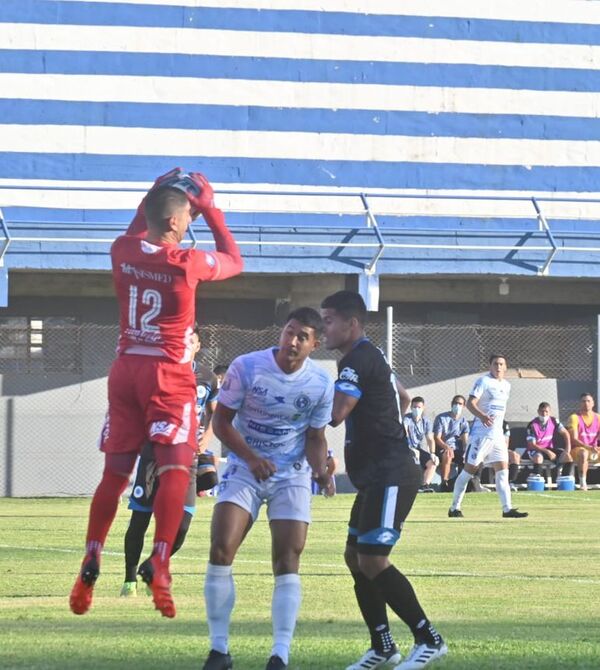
[1,492,599,669]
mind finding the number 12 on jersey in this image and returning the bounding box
[128,285,162,333]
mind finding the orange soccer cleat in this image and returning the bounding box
[138,554,176,618]
[69,554,99,615]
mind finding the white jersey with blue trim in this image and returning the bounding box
[469,373,511,441]
[218,347,334,480]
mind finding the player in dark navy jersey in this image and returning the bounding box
[321,291,447,670]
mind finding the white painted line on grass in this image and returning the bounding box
[1,544,599,584]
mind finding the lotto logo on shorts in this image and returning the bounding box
[149,420,176,437]
[377,531,395,544]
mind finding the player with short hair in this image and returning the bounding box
[567,393,600,490]
[69,170,243,618]
[448,355,527,518]
[201,307,334,670]
[120,326,219,596]
[524,402,572,481]
[403,396,437,493]
[321,290,447,670]
[434,395,469,492]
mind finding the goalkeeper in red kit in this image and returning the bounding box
[69,170,243,618]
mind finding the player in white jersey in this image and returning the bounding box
[448,354,528,519]
[201,307,334,670]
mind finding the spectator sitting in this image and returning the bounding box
[566,393,599,490]
[403,396,438,493]
[433,395,469,493]
[523,402,573,482]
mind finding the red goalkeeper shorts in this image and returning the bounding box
[99,355,198,454]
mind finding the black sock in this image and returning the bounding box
[171,511,192,556]
[414,619,443,647]
[533,463,543,476]
[563,462,574,477]
[124,511,152,581]
[508,463,519,482]
[351,571,395,653]
[373,565,436,643]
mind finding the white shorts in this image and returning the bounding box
[465,435,508,467]
[216,463,312,523]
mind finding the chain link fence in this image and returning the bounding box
[0,319,596,496]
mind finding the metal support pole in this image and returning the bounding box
[386,306,394,368]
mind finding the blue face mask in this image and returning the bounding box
[411,407,423,420]
[451,404,463,416]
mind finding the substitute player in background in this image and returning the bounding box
[321,291,447,670]
[120,326,219,596]
[202,308,334,670]
[69,169,243,618]
[448,355,527,519]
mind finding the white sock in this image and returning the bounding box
[450,469,472,510]
[271,573,301,664]
[495,468,512,513]
[580,475,587,487]
[204,562,235,654]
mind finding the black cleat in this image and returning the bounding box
[202,649,233,670]
[503,508,528,518]
[448,508,464,518]
[265,656,287,670]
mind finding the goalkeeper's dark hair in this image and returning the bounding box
[286,307,323,336]
[144,185,188,231]
[320,290,367,325]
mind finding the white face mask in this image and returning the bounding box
[538,415,549,425]
[411,407,423,420]
[451,404,463,416]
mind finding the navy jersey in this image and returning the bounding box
[335,338,418,489]
[194,361,219,435]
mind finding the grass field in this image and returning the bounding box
[1,492,599,670]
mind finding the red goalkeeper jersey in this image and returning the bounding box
[111,205,242,363]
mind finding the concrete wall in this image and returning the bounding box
[0,366,589,497]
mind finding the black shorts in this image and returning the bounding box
[419,449,433,469]
[435,444,464,466]
[347,479,420,556]
[523,447,562,461]
[128,443,198,515]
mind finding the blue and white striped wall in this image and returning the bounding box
[1,0,600,297]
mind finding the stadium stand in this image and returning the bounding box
[2,1,600,306]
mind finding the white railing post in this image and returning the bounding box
[386,305,394,369]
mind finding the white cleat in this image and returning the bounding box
[346,647,402,670]
[394,642,448,669]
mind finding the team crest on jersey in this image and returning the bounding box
[197,385,207,399]
[340,366,359,383]
[293,461,302,471]
[133,485,144,499]
[294,393,311,410]
[205,253,216,267]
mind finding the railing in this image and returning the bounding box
[3,189,600,277]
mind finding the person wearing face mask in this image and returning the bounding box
[433,396,470,492]
[524,402,573,480]
[403,397,437,493]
